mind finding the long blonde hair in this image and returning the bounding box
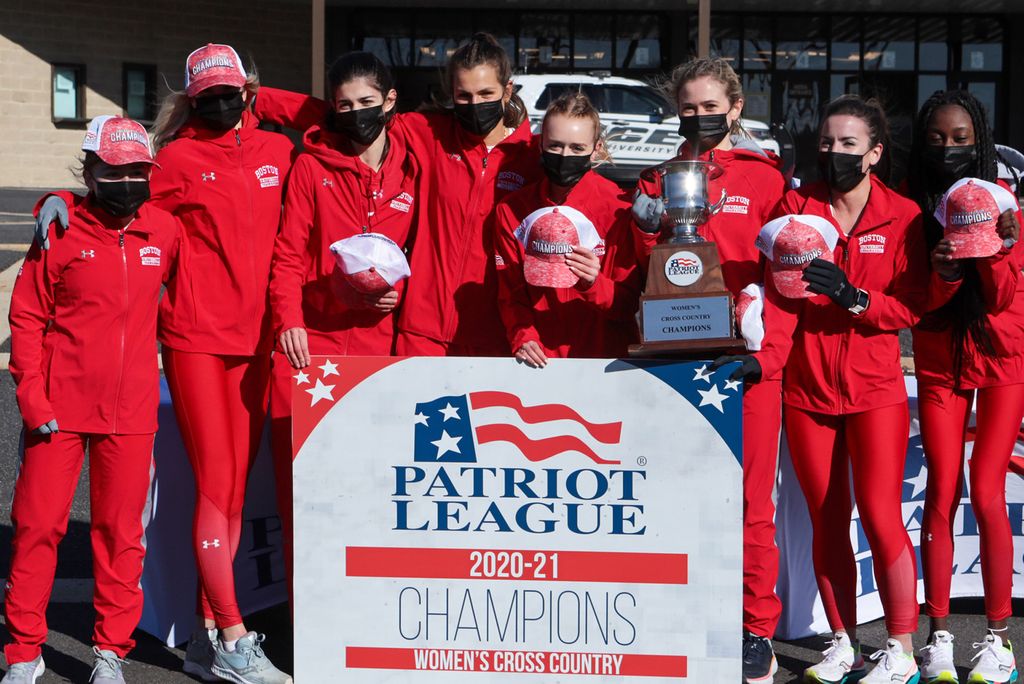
[151,68,261,150]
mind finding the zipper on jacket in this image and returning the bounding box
[834,242,852,414]
[235,130,241,147]
[238,131,259,351]
[112,228,129,433]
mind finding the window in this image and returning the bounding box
[601,85,665,118]
[863,18,914,71]
[123,64,157,123]
[519,13,571,71]
[616,14,661,69]
[52,63,85,123]
[413,13,472,67]
[535,83,602,111]
[831,16,860,72]
[919,18,948,71]
[775,16,827,70]
[352,10,412,67]
[575,14,613,69]
[742,17,772,71]
[960,17,1002,72]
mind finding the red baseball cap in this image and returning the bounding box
[756,214,840,299]
[329,233,411,294]
[935,178,1018,258]
[185,44,247,97]
[81,115,158,167]
[514,206,602,288]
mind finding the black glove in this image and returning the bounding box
[802,258,857,309]
[711,355,762,383]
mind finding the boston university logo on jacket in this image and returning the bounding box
[254,164,280,189]
[858,233,887,254]
[139,246,161,266]
[390,192,414,213]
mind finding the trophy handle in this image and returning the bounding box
[709,188,727,215]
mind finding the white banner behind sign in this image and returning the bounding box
[776,377,1024,640]
[292,357,744,681]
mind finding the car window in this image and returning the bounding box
[534,83,604,111]
[600,85,665,117]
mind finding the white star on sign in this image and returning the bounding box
[293,370,310,385]
[306,378,335,406]
[693,364,714,385]
[904,462,929,499]
[431,429,462,458]
[724,378,742,392]
[697,384,729,413]
[319,359,339,377]
[414,412,429,426]
[439,402,461,421]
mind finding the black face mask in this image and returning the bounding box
[193,91,246,131]
[677,114,730,150]
[541,152,592,188]
[453,100,504,137]
[817,151,867,193]
[93,180,150,218]
[327,105,386,146]
[923,144,977,183]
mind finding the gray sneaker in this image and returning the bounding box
[183,628,218,682]
[89,648,126,683]
[211,633,292,684]
[1,656,44,684]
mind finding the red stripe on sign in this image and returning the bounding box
[345,647,687,678]
[345,547,687,585]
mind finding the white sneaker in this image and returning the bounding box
[920,631,958,683]
[863,639,920,683]
[804,632,868,683]
[967,633,1017,684]
[0,657,44,684]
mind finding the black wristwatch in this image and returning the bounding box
[848,288,869,315]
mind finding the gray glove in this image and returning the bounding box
[631,190,665,234]
[35,195,69,250]
[33,419,59,435]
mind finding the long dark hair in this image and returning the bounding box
[821,95,892,184]
[326,51,396,121]
[445,32,527,129]
[907,90,999,383]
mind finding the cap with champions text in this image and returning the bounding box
[81,115,158,167]
[329,232,411,294]
[935,177,1019,259]
[756,214,840,299]
[514,205,603,289]
[185,43,247,97]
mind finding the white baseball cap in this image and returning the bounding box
[329,233,410,294]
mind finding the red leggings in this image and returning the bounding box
[742,379,783,638]
[919,381,1024,622]
[269,354,296,601]
[5,432,153,664]
[784,403,919,635]
[163,349,271,629]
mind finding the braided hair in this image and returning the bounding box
[906,90,999,384]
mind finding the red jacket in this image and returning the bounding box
[913,191,1024,389]
[10,192,181,434]
[394,112,543,354]
[150,112,295,356]
[270,123,418,355]
[633,142,786,297]
[754,176,928,415]
[494,171,642,357]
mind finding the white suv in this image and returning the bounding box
[514,73,779,183]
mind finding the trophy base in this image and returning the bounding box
[628,338,746,358]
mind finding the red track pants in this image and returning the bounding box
[784,402,919,635]
[4,431,154,665]
[919,381,1024,622]
[269,354,296,601]
[742,379,783,638]
[162,349,270,629]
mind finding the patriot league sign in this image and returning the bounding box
[291,357,743,681]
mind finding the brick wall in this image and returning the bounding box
[0,0,311,189]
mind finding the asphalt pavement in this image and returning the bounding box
[0,187,1016,682]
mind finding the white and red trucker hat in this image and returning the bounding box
[756,214,840,299]
[514,205,602,288]
[735,283,765,351]
[935,178,1018,258]
[329,233,411,294]
[81,115,158,167]
[185,44,247,97]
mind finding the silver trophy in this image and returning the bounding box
[657,160,726,244]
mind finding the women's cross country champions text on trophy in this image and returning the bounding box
[629,160,746,356]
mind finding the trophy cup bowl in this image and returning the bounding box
[657,160,726,244]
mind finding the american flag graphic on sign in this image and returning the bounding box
[413,391,622,465]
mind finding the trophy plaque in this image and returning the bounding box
[629,160,746,357]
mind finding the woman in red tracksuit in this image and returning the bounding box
[494,91,641,363]
[147,44,294,683]
[6,117,179,683]
[268,51,418,593]
[631,56,786,684]
[908,90,1021,683]
[729,95,928,684]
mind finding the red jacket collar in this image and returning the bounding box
[301,122,406,176]
[797,175,899,237]
[455,116,535,156]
